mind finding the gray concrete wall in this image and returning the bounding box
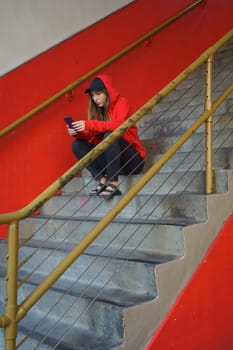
[0,0,133,76]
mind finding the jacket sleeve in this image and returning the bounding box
[85,98,130,132]
[75,130,102,144]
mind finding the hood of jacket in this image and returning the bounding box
[96,74,120,108]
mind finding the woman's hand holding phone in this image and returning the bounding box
[64,117,86,136]
[72,120,85,132]
[64,116,77,135]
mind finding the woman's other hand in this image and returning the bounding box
[67,125,77,136]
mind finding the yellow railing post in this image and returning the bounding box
[4,222,19,350]
[205,54,215,194]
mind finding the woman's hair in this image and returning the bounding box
[88,88,110,121]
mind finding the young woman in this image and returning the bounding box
[67,74,146,199]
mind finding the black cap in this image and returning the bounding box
[85,78,105,93]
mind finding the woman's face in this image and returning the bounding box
[91,90,107,107]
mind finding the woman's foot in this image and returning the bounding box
[99,182,122,199]
[89,177,107,196]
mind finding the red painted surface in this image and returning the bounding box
[0,0,233,237]
[146,213,233,350]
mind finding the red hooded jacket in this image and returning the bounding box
[82,75,146,159]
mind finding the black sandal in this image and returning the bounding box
[89,182,106,196]
[99,183,122,200]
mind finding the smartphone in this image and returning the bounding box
[64,116,74,129]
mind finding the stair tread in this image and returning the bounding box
[12,248,158,307]
[19,217,186,262]
[33,213,199,225]
[14,268,157,307]
[64,169,229,196]
[15,284,125,350]
[18,310,123,350]
[40,192,209,222]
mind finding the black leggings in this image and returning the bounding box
[72,132,145,182]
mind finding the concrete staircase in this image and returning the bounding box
[0,39,232,350]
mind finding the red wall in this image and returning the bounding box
[0,0,233,236]
[146,213,233,350]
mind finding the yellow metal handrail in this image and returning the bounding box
[0,26,232,350]
[0,0,204,138]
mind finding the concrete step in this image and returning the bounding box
[1,290,51,350]
[213,71,233,93]
[139,110,233,140]
[0,274,124,349]
[147,66,232,109]
[16,320,122,350]
[17,332,53,350]
[0,321,52,350]
[40,192,208,222]
[15,283,125,350]
[14,246,157,307]
[141,74,232,121]
[144,128,233,154]
[63,169,229,197]
[19,218,185,263]
[143,148,233,172]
